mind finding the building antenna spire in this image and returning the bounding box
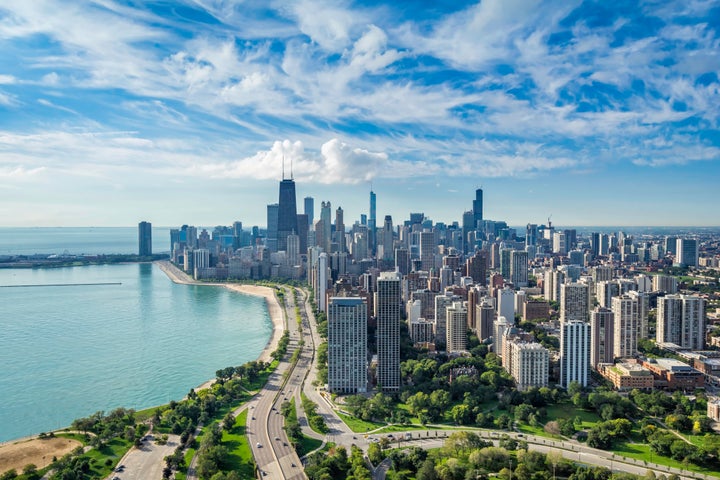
[290,155,294,180]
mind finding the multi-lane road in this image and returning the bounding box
[248,287,315,479]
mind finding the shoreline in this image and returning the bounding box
[0,261,286,450]
[155,260,286,390]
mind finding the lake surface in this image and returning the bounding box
[0,263,271,443]
[0,226,172,256]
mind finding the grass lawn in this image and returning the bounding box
[516,423,551,437]
[543,404,601,429]
[57,432,90,444]
[373,424,443,434]
[612,429,720,477]
[337,412,386,433]
[297,435,324,456]
[83,437,133,478]
[220,409,255,478]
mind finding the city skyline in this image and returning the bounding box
[1,1,719,227]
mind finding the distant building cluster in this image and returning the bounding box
[141,176,719,396]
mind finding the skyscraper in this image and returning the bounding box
[612,294,639,358]
[328,297,368,394]
[419,231,435,271]
[560,283,590,322]
[476,299,495,342]
[376,271,401,391]
[446,302,468,353]
[675,238,698,267]
[590,307,614,368]
[510,250,528,287]
[319,201,332,252]
[381,215,394,262]
[462,210,474,254]
[657,294,705,350]
[138,221,152,256]
[266,203,279,252]
[304,196,314,226]
[560,320,591,388]
[335,207,345,253]
[368,189,377,255]
[473,188,483,226]
[277,178,298,252]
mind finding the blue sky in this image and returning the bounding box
[0,0,718,228]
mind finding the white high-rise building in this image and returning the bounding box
[507,341,549,391]
[494,315,511,356]
[612,295,639,358]
[407,299,422,324]
[560,283,590,322]
[328,297,368,394]
[497,287,515,324]
[317,252,329,312]
[446,302,468,353]
[657,294,705,350]
[590,307,614,368]
[375,271,402,391]
[560,320,591,388]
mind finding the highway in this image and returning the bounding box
[248,286,312,479]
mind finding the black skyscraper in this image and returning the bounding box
[473,188,483,227]
[277,179,298,252]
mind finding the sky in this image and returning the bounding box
[0,0,718,228]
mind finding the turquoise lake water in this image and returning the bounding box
[0,263,271,443]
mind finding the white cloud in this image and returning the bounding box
[0,90,17,106]
[287,0,365,51]
[0,165,46,178]
[318,138,387,183]
[0,74,16,84]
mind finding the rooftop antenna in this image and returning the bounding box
[548,214,552,229]
[290,155,294,180]
[282,154,285,180]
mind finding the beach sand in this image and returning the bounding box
[0,261,287,471]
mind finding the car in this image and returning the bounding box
[291,463,296,467]
[275,436,280,441]
[261,471,267,476]
[388,434,394,438]
[256,442,262,448]
[252,416,255,420]
[283,441,288,446]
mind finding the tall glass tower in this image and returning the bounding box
[277,179,298,252]
[368,190,376,255]
[473,188,483,226]
[138,221,152,256]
